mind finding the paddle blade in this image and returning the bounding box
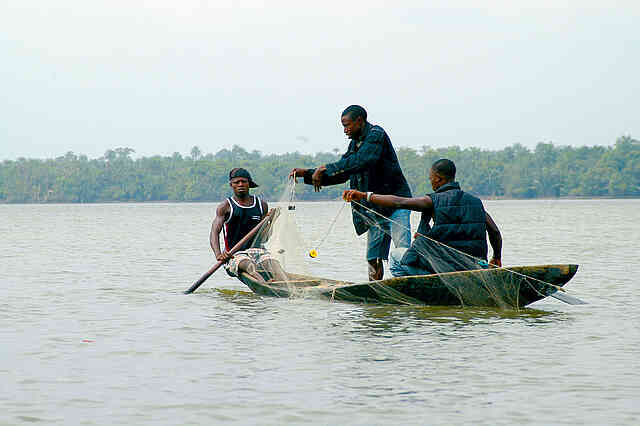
[184,261,223,294]
[551,290,588,305]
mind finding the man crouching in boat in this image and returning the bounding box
[210,168,287,283]
[343,159,502,277]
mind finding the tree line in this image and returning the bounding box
[1,136,638,203]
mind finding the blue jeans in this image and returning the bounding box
[389,247,434,277]
[366,209,411,261]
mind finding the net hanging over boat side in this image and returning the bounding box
[237,180,569,308]
[347,201,559,309]
[243,179,326,297]
[248,180,306,266]
[243,180,389,299]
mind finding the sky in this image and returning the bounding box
[1,0,638,160]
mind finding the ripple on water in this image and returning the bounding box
[1,201,639,425]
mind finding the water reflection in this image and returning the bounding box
[212,288,261,304]
[347,304,569,333]
[209,285,571,340]
[210,285,571,330]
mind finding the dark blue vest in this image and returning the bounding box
[401,182,488,271]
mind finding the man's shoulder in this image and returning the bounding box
[216,198,231,215]
[354,123,386,145]
[460,190,485,206]
[367,124,387,141]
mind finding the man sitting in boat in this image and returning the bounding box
[210,168,287,283]
[343,159,502,277]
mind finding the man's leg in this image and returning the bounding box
[366,221,391,281]
[250,249,288,282]
[257,259,288,282]
[236,258,266,283]
[389,247,410,277]
[389,209,411,249]
[389,247,433,277]
[367,258,383,281]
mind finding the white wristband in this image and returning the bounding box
[366,192,373,202]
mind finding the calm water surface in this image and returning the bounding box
[1,200,639,425]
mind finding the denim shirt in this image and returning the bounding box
[304,122,411,235]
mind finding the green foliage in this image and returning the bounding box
[1,139,638,203]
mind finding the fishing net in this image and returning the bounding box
[242,179,351,299]
[238,180,572,309]
[345,201,571,309]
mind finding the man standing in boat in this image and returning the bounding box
[343,159,502,277]
[210,168,286,283]
[289,105,412,281]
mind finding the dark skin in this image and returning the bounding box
[343,168,503,268]
[210,177,271,283]
[288,114,385,281]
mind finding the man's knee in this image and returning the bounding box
[389,247,409,277]
[257,259,287,281]
[237,258,256,273]
[390,247,408,265]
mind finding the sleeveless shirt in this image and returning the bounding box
[222,196,264,252]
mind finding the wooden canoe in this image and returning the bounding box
[238,264,580,308]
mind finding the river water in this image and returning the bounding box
[1,200,638,425]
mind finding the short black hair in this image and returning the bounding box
[431,158,456,180]
[341,105,367,121]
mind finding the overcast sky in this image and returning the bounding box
[1,0,638,160]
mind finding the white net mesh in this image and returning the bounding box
[237,180,579,309]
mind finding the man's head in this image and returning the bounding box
[229,168,258,197]
[340,105,367,140]
[429,159,456,191]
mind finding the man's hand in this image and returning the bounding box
[216,251,233,263]
[312,165,327,192]
[489,256,502,268]
[288,168,307,180]
[343,189,366,202]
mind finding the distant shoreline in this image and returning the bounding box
[2,195,639,205]
[2,138,638,202]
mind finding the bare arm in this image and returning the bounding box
[343,189,433,212]
[486,212,502,267]
[210,201,231,262]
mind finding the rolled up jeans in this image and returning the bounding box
[389,247,435,277]
[366,209,411,261]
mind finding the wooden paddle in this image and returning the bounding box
[549,289,587,305]
[184,210,276,294]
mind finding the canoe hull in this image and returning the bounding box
[238,264,579,308]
